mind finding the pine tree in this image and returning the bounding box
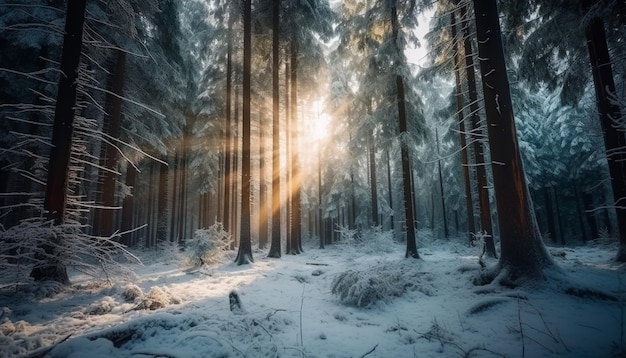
[471,0,553,284]
[235,0,254,265]
[31,0,88,284]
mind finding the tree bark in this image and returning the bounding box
[451,10,476,245]
[156,158,168,244]
[583,0,626,261]
[397,76,419,259]
[96,50,126,238]
[389,2,418,258]
[268,0,282,257]
[435,128,448,238]
[288,34,303,254]
[386,149,394,231]
[369,135,379,227]
[121,162,137,246]
[472,0,552,283]
[32,0,87,284]
[258,113,268,249]
[236,0,253,265]
[461,5,496,258]
[543,187,557,242]
[223,22,233,243]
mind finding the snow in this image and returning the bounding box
[0,232,624,358]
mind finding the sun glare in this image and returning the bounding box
[310,100,331,141]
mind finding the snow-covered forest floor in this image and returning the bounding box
[1,231,624,358]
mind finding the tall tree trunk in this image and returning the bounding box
[235,0,253,265]
[553,186,565,245]
[472,0,552,283]
[369,135,379,227]
[451,10,476,245]
[543,187,557,242]
[170,151,179,241]
[461,4,496,258]
[259,113,268,249]
[223,23,233,244]
[288,35,302,254]
[386,149,394,231]
[178,122,190,244]
[318,139,324,248]
[397,76,418,258]
[435,128,448,238]
[31,0,87,283]
[583,191,599,240]
[96,50,126,238]
[147,161,156,247]
[574,185,588,242]
[268,0,282,258]
[121,162,137,246]
[285,60,292,254]
[583,0,626,261]
[389,2,417,258]
[157,158,168,244]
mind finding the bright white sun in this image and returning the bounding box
[311,100,331,141]
[312,113,331,141]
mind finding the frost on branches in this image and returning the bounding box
[331,260,434,307]
[184,223,232,267]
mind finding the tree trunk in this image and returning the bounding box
[268,0,282,258]
[435,128,448,238]
[288,35,302,254]
[236,0,253,265]
[170,151,179,241]
[96,50,126,238]
[451,10,475,245]
[178,122,190,244]
[583,0,626,261]
[583,191,599,240]
[121,162,137,246]
[223,22,233,246]
[397,76,419,259]
[285,60,292,254]
[472,0,553,284]
[156,158,168,244]
[553,186,565,245]
[543,187,557,242]
[369,135,379,227]
[386,149,394,231]
[31,0,87,284]
[461,5,496,258]
[388,2,418,258]
[258,113,268,249]
[318,141,324,248]
[574,185,588,242]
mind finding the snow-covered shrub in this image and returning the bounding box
[185,223,231,267]
[120,283,143,302]
[135,286,181,311]
[335,225,359,244]
[86,296,117,315]
[0,219,139,288]
[331,261,434,307]
[157,240,184,263]
[359,227,396,254]
[335,226,397,255]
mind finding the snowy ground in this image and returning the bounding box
[1,231,625,358]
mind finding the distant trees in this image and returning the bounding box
[1,0,623,287]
